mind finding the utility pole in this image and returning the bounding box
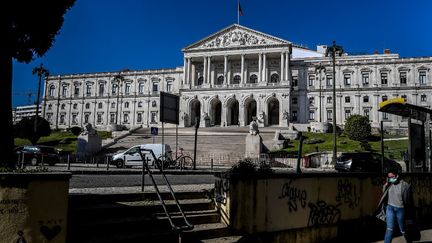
[32,64,49,134]
[325,41,344,164]
[315,63,326,122]
[113,72,124,126]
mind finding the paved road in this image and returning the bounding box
[70,174,215,188]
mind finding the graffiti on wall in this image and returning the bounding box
[215,179,230,205]
[279,179,307,212]
[335,179,360,209]
[307,200,341,226]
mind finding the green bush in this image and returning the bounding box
[230,158,256,174]
[304,138,325,144]
[344,115,371,141]
[14,116,51,145]
[257,161,274,174]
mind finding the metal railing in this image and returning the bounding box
[137,148,194,232]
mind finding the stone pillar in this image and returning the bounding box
[191,63,196,86]
[227,58,231,85]
[239,104,245,126]
[258,53,262,83]
[280,52,285,81]
[203,57,207,85]
[221,104,227,127]
[262,53,267,82]
[183,57,187,86]
[355,94,361,115]
[241,54,245,85]
[207,56,211,84]
[285,51,290,81]
[373,94,380,126]
[224,55,228,85]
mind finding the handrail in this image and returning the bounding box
[137,148,194,231]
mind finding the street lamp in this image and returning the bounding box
[113,72,125,125]
[325,41,344,164]
[32,64,49,134]
[315,63,326,123]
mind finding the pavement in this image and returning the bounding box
[372,229,432,243]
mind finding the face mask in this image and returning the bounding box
[388,177,398,184]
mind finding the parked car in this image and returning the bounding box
[14,145,61,166]
[335,152,402,172]
[112,144,172,168]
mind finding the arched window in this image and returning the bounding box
[98,102,103,109]
[112,84,117,94]
[73,103,78,109]
[61,104,66,110]
[233,75,241,84]
[270,73,280,83]
[124,102,129,108]
[138,83,145,93]
[85,103,90,109]
[216,76,224,85]
[197,77,204,86]
[249,74,258,83]
[49,85,56,97]
[138,101,143,107]
[99,83,105,96]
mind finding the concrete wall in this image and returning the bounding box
[215,173,432,242]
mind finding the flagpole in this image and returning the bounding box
[237,0,239,24]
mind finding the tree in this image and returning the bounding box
[0,0,75,167]
[14,116,51,145]
[344,115,371,141]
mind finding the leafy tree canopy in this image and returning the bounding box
[344,115,371,141]
[14,116,51,145]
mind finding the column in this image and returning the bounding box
[355,94,361,115]
[207,56,211,84]
[258,53,262,83]
[262,53,267,82]
[280,52,285,81]
[285,51,290,81]
[203,57,207,85]
[241,54,245,85]
[183,57,187,86]
[191,63,196,86]
[187,58,191,86]
[227,58,231,85]
[224,55,228,85]
[373,94,380,126]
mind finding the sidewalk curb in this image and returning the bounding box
[61,169,222,175]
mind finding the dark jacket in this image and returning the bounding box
[376,179,414,221]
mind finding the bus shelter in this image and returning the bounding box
[379,98,431,172]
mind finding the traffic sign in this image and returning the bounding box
[151,127,158,136]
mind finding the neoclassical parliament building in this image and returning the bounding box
[42,24,432,131]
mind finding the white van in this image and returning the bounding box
[112,144,172,168]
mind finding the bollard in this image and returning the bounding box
[21,151,25,169]
[106,156,110,171]
[123,155,126,169]
[211,158,213,171]
[96,157,99,168]
[67,154,71,171]
[141,155,146,192]
[41,154,44,167]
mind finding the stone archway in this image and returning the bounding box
[190,99,201,127]
[226,98,239,126]
[244,97,257,125]
[268,98,279,126]
[210,98,222,126]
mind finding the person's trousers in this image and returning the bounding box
[384,204,408,243]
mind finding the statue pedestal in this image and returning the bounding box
[77,133,102,157]
[245,134,262,159]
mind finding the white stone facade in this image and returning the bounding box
[42,24,432,130]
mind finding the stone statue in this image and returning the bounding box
[81,123,97,136]
[249,117,259,135]
[258,111,265,123]
[181,112,189,121]
[282,110,289,120]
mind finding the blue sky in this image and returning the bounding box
[12,0,432,107]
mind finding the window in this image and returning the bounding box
[197,77,204,85]
[326,75,333,86]
[152,100,157,107]
[61,104,66,110]
[125,83,131,94]
[382,96,388,102]
[137,113,142,123]
[292,97,298,105]
[123,113,129,123]
[97,114,102,124]
[48,104,52,110]
[400,72,407,84]
[62,86,68,97]
[112,84,118,95]
[308,75,315,86]
[364,109,370,119]
[124,102,129,108]
[345,96,351,103]
[49,85,56,97]
[327,110,333,121]
[72,114,77,124]
[401,95,407,102]
[47,113,52,123]
[345,109,351,119]
[85,103,90,109]
[292,111,297,121]
[138,101,143,108]
[419,71,427,85]
[98,102,103,109]
[152,82,159,92]
[344,74,351,85]
[99,83,105,96]
[309,97,315,105]
[309,110,315,120]
[110,113,115,123]
[249,74,258,83]
[270,73,279,83]
[74,85,80,96]
[60,114,65,124]
[86,84,92,96]
[362,73,369,85]
[111,102,115,108]
[151,111,157,123]
[381,73,388,85]
[383,112,389,120]
[217,76,224,85]
[327,97,332,104]
[421,94,427,102]
[84,114,89,124]
[292,76,298,87]
[233,75,241,84]
[166,81,172,92]
[138,83,144,93]
[363,96,369,103]
[73,103,78,109]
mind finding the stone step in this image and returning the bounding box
[181,222,231,242]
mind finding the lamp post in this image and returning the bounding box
[32,64,49,134]
[325,41,344,164]
[113,73,124,126]
[315,63,326,122]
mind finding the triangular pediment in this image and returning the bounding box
[183,24,290,51]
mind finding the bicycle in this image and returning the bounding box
[157,148,194,170]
